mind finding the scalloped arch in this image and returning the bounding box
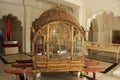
[86,10,120,30]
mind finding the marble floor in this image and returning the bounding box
[0,54,120,80]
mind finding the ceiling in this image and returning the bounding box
[80,0,120,8]
[38,0,120,8]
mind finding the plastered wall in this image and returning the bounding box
[0,0,52,52]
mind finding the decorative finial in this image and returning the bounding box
[56,4,60,8]
[31,27,35,33]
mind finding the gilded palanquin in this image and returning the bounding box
[31,7,85,73]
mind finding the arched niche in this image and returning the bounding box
[88,19,98,42]
[0,14,23,54]
[87,11,120,43]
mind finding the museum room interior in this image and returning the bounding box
[0,0,120,80]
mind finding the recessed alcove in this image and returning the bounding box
[0,14,23,55]
[88,12,120,43]
[112,30,120,43]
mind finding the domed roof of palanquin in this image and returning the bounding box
[34,7,85,36]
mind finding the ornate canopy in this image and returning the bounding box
[33,7,85,36]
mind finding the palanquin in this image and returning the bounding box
[31,6,85,73]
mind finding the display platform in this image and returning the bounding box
[3,41,18,55]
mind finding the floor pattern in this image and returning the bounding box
[0,54,31,64]
[0,54,120,80]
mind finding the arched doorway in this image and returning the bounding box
[0,14,23,55]
[88,19,98,42]
[87,11,120,43]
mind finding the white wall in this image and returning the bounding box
[24,1,52,52]
[0,0,24,26]
[0,0,52,53]
[83,1,120,42]
[85,2,120,28]
[0,0,25,52]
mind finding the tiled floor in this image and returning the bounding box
[0,54,120,80]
